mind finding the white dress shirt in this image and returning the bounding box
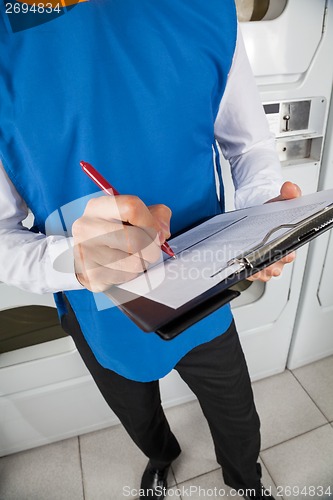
[0,29,283,294]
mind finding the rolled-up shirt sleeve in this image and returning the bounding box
[0,161,83,294]
[214,27,283,209]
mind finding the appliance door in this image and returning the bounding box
[288,83,333,369]
[220,0,333,380]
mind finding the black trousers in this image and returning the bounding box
[61,302,261,491]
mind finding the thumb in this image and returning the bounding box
[267,181,302,203]
[148,204,172,242]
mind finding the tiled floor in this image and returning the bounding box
[1,356,333,500]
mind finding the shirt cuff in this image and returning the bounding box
[46,236,85,292]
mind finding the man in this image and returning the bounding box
[0,1,300,498]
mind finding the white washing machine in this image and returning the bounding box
[1,0,333,456]
[287,78,333,369]
[0,211,117,457]
[222,0,333,382]
[0,291,194,457]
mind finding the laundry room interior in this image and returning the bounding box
[0,1,333,499]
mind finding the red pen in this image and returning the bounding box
[80,161,176,259]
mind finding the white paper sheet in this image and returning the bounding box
[116,189,333,309]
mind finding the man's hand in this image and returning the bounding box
[247,181,302,282]
[72,195,172,292]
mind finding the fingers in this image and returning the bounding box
[72,195,173,291]
[77,246,144,290]
[82,195,163,237]
[259,181,301,279]
[73,217,161,264]
[267,182,302,203]
[78,244,149,275]
[80,196,172,247]
[247,252,296,282]
[148,204,172,242]
[280,181,302,200]
[247,266,282,282]
[281,251,296,264]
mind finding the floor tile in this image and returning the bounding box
[176,458,278,500]
[261,425,333,500]
[293,356,333,421]
[165,400,218,484]
[252,370,327,450]
[3,357,332,500]
[259,458,280,499]
[80,423,176,500]
[177,469,243,500]
[164,486,182,500]
[0,438,83,500]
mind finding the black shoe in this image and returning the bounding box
[140,460,170,499]
[243,483,276,499]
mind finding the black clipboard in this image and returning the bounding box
[106,193,333,340]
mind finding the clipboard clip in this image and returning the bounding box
[227,205,333,276]
[226,256,253,274]
[225,222,298,274]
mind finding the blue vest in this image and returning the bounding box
[0,0,237,381]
